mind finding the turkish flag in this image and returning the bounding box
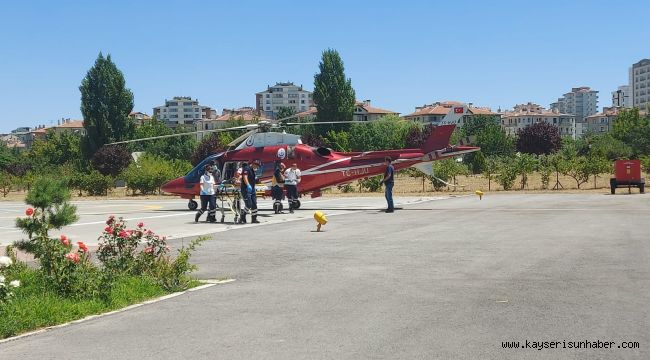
[454,107,464,114]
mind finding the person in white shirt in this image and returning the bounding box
[195,165,217,222]
[284,163,301,213]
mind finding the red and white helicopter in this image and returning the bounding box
[112,119,479,210]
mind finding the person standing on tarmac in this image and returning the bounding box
[195,165,217,222]
[284,162,301,213]
[272,161,286,214]
[210,160,222,184]
[240,160,261,224]
[382,157,395,213]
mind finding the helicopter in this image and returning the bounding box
[110,118,479,210]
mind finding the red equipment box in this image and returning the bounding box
[614,160,641,182]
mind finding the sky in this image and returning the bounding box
[0,0,648,133]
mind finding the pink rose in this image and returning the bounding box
[65,252,80,264]
[144,246,154,254]
[26,208,34,216]
[104,226,111,233]
[60,235,70,247]
[137,222,144,228]
[77,242,88,253]
[119,230,128,238]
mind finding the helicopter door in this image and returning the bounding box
[222,161,242,184]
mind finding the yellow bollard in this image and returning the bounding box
[475,190,484,200]
[314,211,328,232]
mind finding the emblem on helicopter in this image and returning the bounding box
[245,136,255,147]
[277,148,286,159]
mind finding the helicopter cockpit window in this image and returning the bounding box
[287,146,296,159]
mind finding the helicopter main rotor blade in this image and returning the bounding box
[106,124,252,145]
[284,120,370,126]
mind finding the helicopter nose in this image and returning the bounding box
[161,177,184,193]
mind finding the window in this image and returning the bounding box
[266,100,270,104]
[184,114,193,118]
[301,100,305,104]
[288,100,296,104]
[195,108,200,112]
[266,106,270,110]
[266,94,270,98]
[600,126,605,132]
[288,93,298,98]
[170,108,178,112]
[183,102,193,106]
[184,108,193,112]
[167,102,178,106]
[301,94,305,98]
[273,93,283,98]
[170,114,178,118]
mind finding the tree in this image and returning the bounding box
[431,158,469,191]
[405,124,433,149]
[537,154,552,190]
[516,122,562,155]
[276,107,296,121]
[130,118,197,161]
[482,156,500,191]
[585,156,611,189]
[514,153,538,190]
[584,133,632,161]
[313,49,356,134]
[80,53,134,157]
[91,145,132,177]
[611,108,650,156]
[191,133,227,166]
[495,157,517,191]
[29,130,83,168]
[565,156,590,189]
[460,115,515,173]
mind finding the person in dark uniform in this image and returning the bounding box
[240,160,261,224]
[271,161,286,214]
[383,157,395,213]
[210,160,222,184]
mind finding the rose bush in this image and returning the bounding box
[0,256,20,305]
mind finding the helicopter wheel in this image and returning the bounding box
[294,200,301,209]
[188,200,198,211]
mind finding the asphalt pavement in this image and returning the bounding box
[1,193,648,359]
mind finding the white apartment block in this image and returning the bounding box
[502,103,576,139]
[402,101,500,126]
[153,96,217,128]
[611,85,631,108]
[256,82,313,119]
[630,59,650,110]
[296,100,399,122]
[550,87,599,122]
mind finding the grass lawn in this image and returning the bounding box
[0,265,173,339]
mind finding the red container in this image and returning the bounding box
[614,160,641,182]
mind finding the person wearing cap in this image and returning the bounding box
[240,160,260,224]
[271,161,286,214]
[284,162,301,213]
[195,164,217,222]
[382,157,395,213]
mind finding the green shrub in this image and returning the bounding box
[122,155,175,195]
[496,157,517,190]
[358,176,384,192]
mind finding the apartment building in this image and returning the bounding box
[550,87,599,123]
[295,100,399,122]
[630,59,650,110]
[402,101,500,126]
[584,107,620,134]
[502,103,576,138]
[194,107,267,141]
[256,82,313,119]
[153,96,217,128]
[611,85,631,108]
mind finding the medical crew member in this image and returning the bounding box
[240,160,261,224]
[272,161,286,214]
[284,163,301,213]
[195,165,217,222]
[383,157,395,213]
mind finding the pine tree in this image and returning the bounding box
[313,49,356,134]
[80,53,134,157]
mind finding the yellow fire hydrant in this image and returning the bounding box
[475,190,484,200]
[314,211,328,232]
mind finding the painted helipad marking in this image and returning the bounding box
[0,279,236,345]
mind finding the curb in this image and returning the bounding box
[0,278,236,345]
